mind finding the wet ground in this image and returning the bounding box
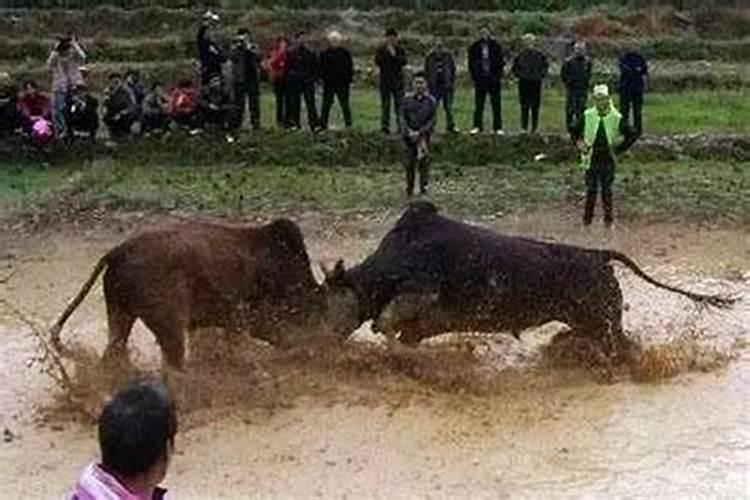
[0,210,748,498]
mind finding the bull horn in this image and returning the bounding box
[320,262,331,279]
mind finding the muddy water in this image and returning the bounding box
[0,213,749,499]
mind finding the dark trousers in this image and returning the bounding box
[403,136,430,196]
[565,89,587,134]
[104,114,135,139]
[142,113,170,134]
[473,84,502,131]
[68,110,99,138]
[518,79,542,132]
[273,80,286,127]
[321,84,352,129]
[620,90,643,136]
[231,84,260,130]
[380,84,403,133]
[286,79,318,130]
[203,108,231,130]
[584,155,615,225]
[432,88,456,132]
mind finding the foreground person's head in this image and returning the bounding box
[98,377,178,494]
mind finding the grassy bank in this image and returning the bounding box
[1,159,748,226]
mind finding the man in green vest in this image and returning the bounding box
[573,84,637,227]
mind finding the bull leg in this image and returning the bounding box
[102,299,136,366]
[140,310,188,371]
[374,292,440,346]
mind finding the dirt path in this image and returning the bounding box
[0,211,748,498]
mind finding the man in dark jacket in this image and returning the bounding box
[424,41,457,133]
[103,72,137,140]
[572,84,638,227]
[561,41,592,134]
[618,48,649,136]
[512,33,549,133]
[375,28,407,135]
[320,30,354,130]
[66,84,99,140]
[0,72,19,137]
[197,10,226,85]
[402,71,437,197]
[468,26,505,135]
[285,31,320,131]
[199,75,233,131]
[229,28,261,131]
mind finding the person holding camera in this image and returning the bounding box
[47,34,87,138]
[197,10,226,86]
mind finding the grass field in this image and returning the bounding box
[256,87,749,135]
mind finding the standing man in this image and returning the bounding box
[425,41,457,133]
[468,26,505,135]
[320,30,354,131]
[573,84,637,227]
[618,46,649,136]
[561,41,592,134]
[262,37,289,129]
[375,28,407,135]
[47,34,86,138]
[197,10,225,86]
[229,28,261,131]
[285,30,320,131]
[512,33,549,134]
[402,71,437,197]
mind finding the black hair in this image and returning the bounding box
[98,377,178,479]
[56,36,72,52]
[295,30,306,39]
[237,28,250,36]
[23,79,38,90]
[125,69,139,78]
[413,70,426,80]
[177,78,193,88]
[150,81,163,91]
[385,28,397,37]
[108,72,122,80]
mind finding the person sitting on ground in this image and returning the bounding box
[0,72,20,137]
[168,78,201,132]
[142,81,171,135]
[17,79,52,135]
[66,377,178,500]
[66,84,99,140]
[103,72,138,140]
[199,75,233,132]
[401,71,437,197]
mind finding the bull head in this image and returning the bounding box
[320,259,347,284]
[319,259,361,339]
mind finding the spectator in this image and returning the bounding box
[229,28,261,131]
[66,84,99,140]
[572,84,637,227]
[425,40,457,133]
[402,71,437,197]
[197,10,225,85]
[468,26,505,135]
[199,75,233,133]
[17,80,52,135]
[262,37,289,129]
[285,31,320,131]
[512,33,549,134]
[66,377,177,500]
[142,81,171,135]
[47,34,86,138]
[618,46,648,136]
[168,78,201,132]
[103,72,138,140]
[320,30,354,131]
[125,70,146,109]
[375,28,407,135]
[0,72,20,136]
[561,41,592,134]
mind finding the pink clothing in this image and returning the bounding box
[67,463,169,500]
[48,43,87,92]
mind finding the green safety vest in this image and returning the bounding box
[579,104,622,171]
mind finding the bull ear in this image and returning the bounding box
[333,259,346,278]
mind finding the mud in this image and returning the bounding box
[0,211,748,498]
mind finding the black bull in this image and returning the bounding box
[324,201,736,359]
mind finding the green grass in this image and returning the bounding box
[2,159,748,225]
[258,88,750,135]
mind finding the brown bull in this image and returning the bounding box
[323,201,736,362]
[50,218,332,369]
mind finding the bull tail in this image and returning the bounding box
[605,251,738,308]
[49,254,109,349]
